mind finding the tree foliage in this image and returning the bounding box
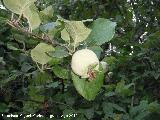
[0,0,160,119]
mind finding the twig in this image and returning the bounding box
[16,13,23,23]
[35,62,44,73]
[7,20,74,55]
[7,20,56,46]
[11,13,14,21]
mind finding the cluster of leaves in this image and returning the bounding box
[0,0,160,120]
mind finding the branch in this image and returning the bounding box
[7,20,59,46]
[7,20,74,55]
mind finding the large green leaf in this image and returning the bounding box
[3,0,41,30]
[86,18,116,45]
[31,43,54,65]
[71,71,104,101]
[3,0,32,14]
[64,21,91,47]
[23,4,41,30]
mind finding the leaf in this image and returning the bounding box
[151,71,160,80]
[48,46,69,58]
[134,111,150,120]
[130,100,148,118]
[0,16,7,24]
[21,62,33,73]
[61,28,70,43]
[115,80,134,97]
[64,93,75,106]
[0,57,3,63]
[3,0,32,14]
[103,56,117,65]
[46,81,59,88]
[40,22,56,32]
[86,18,116,45]
[52,66,70,79]
[88,46,103,59]
[65,21,91,47]
[148,101,160,113]
[0,71,22,86]
[82,108,94,119]
[0,103,9,112]
[129,101,160,120]
[71,71,104,101]
[84,108,94,119]
[62,109,75,120]
[105,91,115,97]
[32,72,52,85]
[40,5,53,18]
[111,103,126,112]
[23,4,41,30]
[7,42,20,50]
[40,21,61,39]
[23,101,42,113]
[28,86,44,102]
[103,102,125,119]
[76,114,87,120]
[48,57,63,65]
[31,43,54,65]
[3,0,41,30]
[102,102,114,118]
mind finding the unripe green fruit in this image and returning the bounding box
[71,49,99,78]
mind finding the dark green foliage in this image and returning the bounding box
[0,0,160,120]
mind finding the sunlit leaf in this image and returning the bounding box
[31,43,54,65]
[23,4,41,30]
[39,6,54,23]
[86,18,116,45]
[65,21,91,47]
[61,28,70,43]
[3,0,41,30]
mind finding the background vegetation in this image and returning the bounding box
[0,0,160,120]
